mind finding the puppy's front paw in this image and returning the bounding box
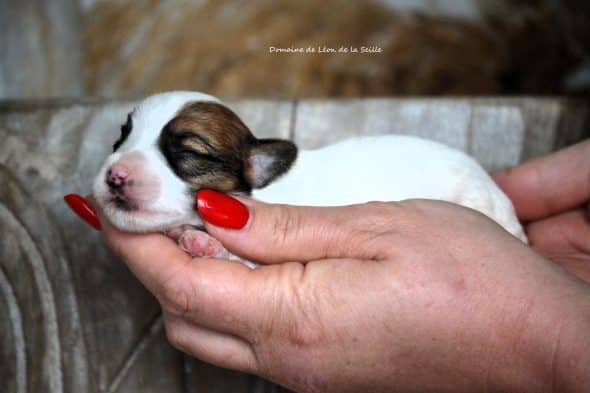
[178,229,230,259]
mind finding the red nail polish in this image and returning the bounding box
[64,194,101,230]
[196,189,249,229]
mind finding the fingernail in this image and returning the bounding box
[64,194,101,230]
[196,189,249,229]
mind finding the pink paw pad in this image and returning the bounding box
[164,225,193,241]
[178,229,229,259]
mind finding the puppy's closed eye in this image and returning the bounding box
[176,132,215,156]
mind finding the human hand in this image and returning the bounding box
[493,140,590,283]
[81,192,590,393]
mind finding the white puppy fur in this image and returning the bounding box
[93,91,527,257]
[256,137,527,242]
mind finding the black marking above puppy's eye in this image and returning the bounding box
[113,113,133,152]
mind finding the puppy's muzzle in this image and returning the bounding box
[106,165,130,191]
[105,164,138,211]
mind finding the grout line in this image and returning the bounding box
[466,99,475,155]
[288,99,298,142]
[107,312,164,393]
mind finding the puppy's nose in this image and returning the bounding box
[106,165,130,189]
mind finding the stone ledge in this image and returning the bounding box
[1,96,587,170]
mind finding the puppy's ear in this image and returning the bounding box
[245,139,298,188]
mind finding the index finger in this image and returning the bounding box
[492,140,590,221]
[90,199,269,338]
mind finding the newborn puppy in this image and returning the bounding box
[93,91,526,264]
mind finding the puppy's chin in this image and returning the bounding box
[96,198,203,232]
[93,183,202,232]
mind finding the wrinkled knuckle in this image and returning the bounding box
[284,283,325,349]
[271,204,302,247]
[286,315,324,349]
[164,321,188,352]
[255,265,325,350]
[160,276,192,317]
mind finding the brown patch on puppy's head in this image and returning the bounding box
[159,101,297,194]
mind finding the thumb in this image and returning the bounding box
[197,189,397,264]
